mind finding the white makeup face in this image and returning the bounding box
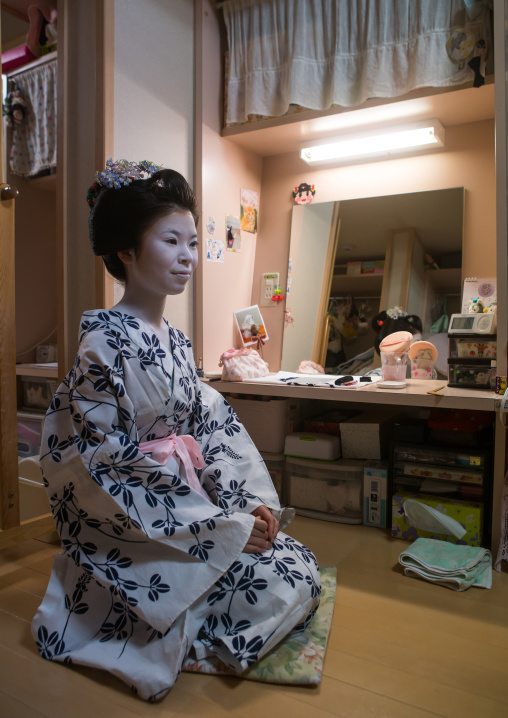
[124,210,199,297]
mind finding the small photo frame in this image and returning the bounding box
[234,304,269,347]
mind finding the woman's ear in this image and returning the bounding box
[117,248,135,265]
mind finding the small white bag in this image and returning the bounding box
[219,348,269,381]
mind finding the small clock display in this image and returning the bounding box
[451,316,475,330]
[448,313,497,335]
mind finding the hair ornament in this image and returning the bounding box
[87,158,162,208]
[386,306,408,320]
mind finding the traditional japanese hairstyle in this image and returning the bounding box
[88,159,199,282]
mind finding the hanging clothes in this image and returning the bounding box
[8,58,57,177]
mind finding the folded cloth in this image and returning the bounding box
[399,538,492,591]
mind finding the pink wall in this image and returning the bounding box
[253,120,496,370]
[196,0,263,373]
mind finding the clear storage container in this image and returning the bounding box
[286,456,365,523]
[447,358,496,389]
[21,376,58,411]
[17,412,44,458]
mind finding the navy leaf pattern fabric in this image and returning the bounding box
[31,310,320,701]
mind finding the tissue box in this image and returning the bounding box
[284,432,341,461]
[340,412,396,459]
[363,461,388,528]
[391,491,484,546]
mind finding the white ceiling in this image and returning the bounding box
[335,187,464,262]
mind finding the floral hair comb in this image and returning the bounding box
[87,157,162,208]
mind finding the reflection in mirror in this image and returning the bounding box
[282,188,464,377]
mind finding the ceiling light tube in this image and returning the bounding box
[300,120,445,165]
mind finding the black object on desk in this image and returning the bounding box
[335,375,354,386]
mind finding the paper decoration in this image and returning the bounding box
[205,237,224,263]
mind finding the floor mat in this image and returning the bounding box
[182,565,337,684]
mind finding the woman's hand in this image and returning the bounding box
[251,505,279,543]
[242,516,271,554]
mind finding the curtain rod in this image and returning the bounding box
[4,50,57,78]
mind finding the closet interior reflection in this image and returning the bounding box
[281,188,464,375]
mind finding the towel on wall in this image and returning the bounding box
[399,537,492,591]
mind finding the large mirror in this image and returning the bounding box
[282,188,464,375]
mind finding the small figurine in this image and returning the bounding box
[292,182,316,205]
[468,297,485,314]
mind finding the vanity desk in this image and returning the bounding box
[207,377,505,556]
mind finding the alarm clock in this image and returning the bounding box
[448,313,497,335]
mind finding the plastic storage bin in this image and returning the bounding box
[21,376,58,411]
[17,412,44,457]
[227,395,290,453]
[393,444,486,470]
[455,339,496,359]
[286,456,365,523]
[447,358,496,389]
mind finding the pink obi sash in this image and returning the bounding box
[139,434,211,502]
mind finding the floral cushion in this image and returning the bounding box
[183,566,336,684]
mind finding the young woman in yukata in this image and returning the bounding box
[31,161,321,701]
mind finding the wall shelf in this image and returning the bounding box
[16,363,58,378]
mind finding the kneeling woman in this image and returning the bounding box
[32,160,321,701]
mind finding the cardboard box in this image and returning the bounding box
[227,395,290,453]
[363,461,388,528]
[340,411,396,459]
[346,261,362,275]
[391,491,484,546]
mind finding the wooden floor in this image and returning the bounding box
[1,516,508,718]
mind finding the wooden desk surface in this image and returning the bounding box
[206,377,499,412]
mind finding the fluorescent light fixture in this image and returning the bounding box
[300,120,445,165]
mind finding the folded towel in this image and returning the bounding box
[399,538,492,591]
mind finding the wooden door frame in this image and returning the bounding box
[0,0,115,546]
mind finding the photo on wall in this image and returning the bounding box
[234,304,269,347]
[226,215,242,252]
[205,237,224,263]
[240,188,259,234]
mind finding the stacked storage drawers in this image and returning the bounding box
[391,442,489,546]
[285,456,365,523]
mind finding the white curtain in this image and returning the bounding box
[223,0,488,124]
[9,59,57,177]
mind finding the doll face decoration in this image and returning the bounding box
[292,182,316,204]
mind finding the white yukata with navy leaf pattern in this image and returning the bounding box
[32,310,320,701]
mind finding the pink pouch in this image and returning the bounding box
[219,348,269,381]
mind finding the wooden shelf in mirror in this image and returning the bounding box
[331,272,384,297]
[16,363,58,378]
